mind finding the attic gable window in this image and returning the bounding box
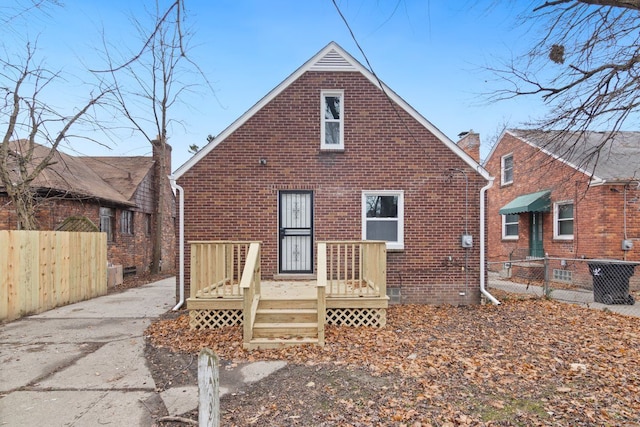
[501,153,513,185]
[321,90,344,150]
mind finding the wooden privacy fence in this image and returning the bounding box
[0,230,107,322]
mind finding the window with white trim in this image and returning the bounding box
[321,90,344,150]
[502,213,519,239]
[501,153,513,185]
[362,191,404,250]
[554,201,574,239]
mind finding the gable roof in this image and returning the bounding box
[497,129,640,184]
[3,140,154,206]
[173,41,491,180]
[80,156,155,201]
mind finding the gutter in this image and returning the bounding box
[480,177,500,305]
[169,175,185,311]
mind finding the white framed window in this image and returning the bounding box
[362,190,404,250]
[120,210,134,235]
[321,90,344,150]
[554,201,574,240]
[501,153,513,185]
[502,213,519,240]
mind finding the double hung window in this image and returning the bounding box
[554,201,574,239]
[362,191,404,250]
[100,207,115,242]
[321,90,344,150]
[501,153,513,185]
[502,213,519,239]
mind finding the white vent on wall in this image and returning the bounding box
[310,49,357,71]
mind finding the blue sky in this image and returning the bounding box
[6,0,547,171]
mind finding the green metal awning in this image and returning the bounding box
[499,190,551,215]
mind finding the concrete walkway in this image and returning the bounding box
[0,277,285,426]
[488,272,640,317]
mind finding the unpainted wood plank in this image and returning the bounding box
[0,231,10,320]
[56,232,71,305]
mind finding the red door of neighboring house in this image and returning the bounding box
[278,191,313,274]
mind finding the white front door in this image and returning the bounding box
[279,191,313,273]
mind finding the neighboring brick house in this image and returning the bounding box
[0,140,176,275]
[173,42,492,305]
[485,129,640,263]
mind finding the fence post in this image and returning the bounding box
[543,255,550,296]
[198,348,220,427]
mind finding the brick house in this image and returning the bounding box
[0,140,176,275]
[485,129,640,263]
[173,42,493,305]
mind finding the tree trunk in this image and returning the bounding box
[8,185,39,230]
[151,139,166,274]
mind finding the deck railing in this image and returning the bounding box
[190,241,253,298]
[320,241,387,298]
[240,242,261,347]
[317,243,328,346]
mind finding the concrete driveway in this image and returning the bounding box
[0,278,175,426]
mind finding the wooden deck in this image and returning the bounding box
[187,241,388,349]
[187,279,389,309]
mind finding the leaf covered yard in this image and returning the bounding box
[146,293,640,426]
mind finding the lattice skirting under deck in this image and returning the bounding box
[326,308,386,327]
[189,309,243,330]
[188,307,386,330]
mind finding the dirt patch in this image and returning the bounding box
[145,290,640,426]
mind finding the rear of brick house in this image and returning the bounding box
[173,42,492,305]
[485,129,640,264]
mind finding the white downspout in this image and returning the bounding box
[480,177,500,305]
[169,176,185,311]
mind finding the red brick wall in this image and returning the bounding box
[177,71,488,305]
[486,132,640,263]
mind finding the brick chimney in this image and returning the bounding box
[151,138,175,273]
[456,131,480,163]
[152,138,172,174]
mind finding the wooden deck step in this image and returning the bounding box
[255,307,318,323]
[254,322,318,328]
[252,321,318,338]
[255,308,317,314]
[258,298,317,310]
[246,337,319,350]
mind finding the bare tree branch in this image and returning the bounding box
[489,0,640,153]
[0,41,113,229]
